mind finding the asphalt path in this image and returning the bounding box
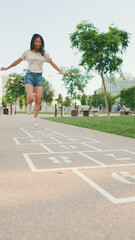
[0,114,135,240]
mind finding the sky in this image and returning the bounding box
[0,0,135,100]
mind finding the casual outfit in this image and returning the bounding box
[20,49,51,87]
[20,49,51,126]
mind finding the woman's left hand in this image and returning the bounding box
[62,72,70,76]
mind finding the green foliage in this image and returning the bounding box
[2,96,7,108]
[42,78,54,105]
[55,93,63,103]
[5,73,25,104]
[92,89,117,111]
[18,96,24,110]
[61,66,92,99]
[70,21,130,76]
[63,96,72,107]
[92,90,105,108]
[80,93,87,105]
[120,86,135,111]
[87,95,93,108]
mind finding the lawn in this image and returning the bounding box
[41,115,135,139]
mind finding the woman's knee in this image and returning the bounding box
[28,96,34,104]
[35,98,41,105]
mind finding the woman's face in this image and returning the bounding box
[34,37,42,49]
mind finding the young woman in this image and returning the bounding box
[1,33,70,126]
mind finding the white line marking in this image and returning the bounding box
[83,136,101,143]
[40,144,53,153]
[124,150,135,155]
[79,152,105,166]
[105,153,131,161]
[20,128,33,138]
[25,163,135,173]
[72,169,116,203]
[44,127,67,137]
[114,197,135,204]
[13,137,20,145]
[82,143,102,151]
[112,172,135,184]
[23,154,37,172]
[51,137,62,143]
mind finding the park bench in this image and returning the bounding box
[71,105,90,117]
[92,108,98,116]
[55,103,63,117]
[78,105,91,116]
[120,110,132,115]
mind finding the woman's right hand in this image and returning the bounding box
[1,67,8,71]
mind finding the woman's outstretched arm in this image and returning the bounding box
[50,60,70,76]
[1,58,22,71]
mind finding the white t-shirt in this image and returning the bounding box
[20,49,51,73]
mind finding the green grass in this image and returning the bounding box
[41,116,135,139]
[16,111,74,115]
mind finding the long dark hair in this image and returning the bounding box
[30,34,45,56]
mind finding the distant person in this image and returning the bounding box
[122,104,126,111]
[99,104,102,113]
[1,33,70,126]
[117,103,120,112]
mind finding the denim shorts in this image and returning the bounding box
[24,72,44,87]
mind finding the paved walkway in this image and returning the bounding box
[0,114,135,240]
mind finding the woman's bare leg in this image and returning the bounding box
[33,86,43,118]
[25,84,34,104]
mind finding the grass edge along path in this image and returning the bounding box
[41,116,135,139]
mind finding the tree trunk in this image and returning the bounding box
[101,71,110,120]
[10,104,12,115]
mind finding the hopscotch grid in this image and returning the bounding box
[16,127,135,204]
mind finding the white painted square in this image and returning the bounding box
[83,150,135,166]
[74,165,135,204]
[21,127,67,138]
[23,152,101,172]
[47,136,100,144]
[14,137,60,145]
[41,143,101,153]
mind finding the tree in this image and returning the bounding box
[88,95,93,108]
[80,93,87,105]
[42,79,54,111]
[120,86,135,112]
[63,96,72,107]
[92,89,117,112]
[2,96,7,108]
[70,21,130,119]
[61,66,91,101]
[18,96,24,111]
[55,93,63,103]
[5,73,25,104]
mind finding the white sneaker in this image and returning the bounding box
[32,118,39,127]
[27,104,32,115]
